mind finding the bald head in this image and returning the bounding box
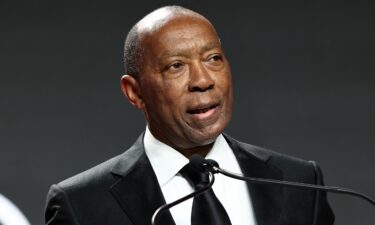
[123,6,213,78]
[135,6,207,33]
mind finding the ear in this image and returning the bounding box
[120,75,145,109]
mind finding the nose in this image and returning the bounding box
[188,62,214,92]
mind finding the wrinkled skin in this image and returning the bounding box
[122,13,233,158]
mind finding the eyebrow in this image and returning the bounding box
[159,42,222,59]
[200,42,221,53]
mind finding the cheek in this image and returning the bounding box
[216,74,232,94]
[163,79,188,102]
[146,84,186,118]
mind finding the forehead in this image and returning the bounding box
[142,16,221,58]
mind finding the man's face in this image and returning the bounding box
[138,16,233,151]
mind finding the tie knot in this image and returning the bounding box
[180,162,232,225]
[180,163,210,188]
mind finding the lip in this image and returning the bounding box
[186,102,220,120]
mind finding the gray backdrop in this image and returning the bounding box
[1,1,374,225]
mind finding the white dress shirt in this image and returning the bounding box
[144,127,257,225]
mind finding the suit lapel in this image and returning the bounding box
[225,135,284,225]
[109,133,284,225]
[110,135,175,225]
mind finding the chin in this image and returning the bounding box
[187,125,224,146]
[192,136,217,147]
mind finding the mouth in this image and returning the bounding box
[187,104,218,114]
[186,103,220,120]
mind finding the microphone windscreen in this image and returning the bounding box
[189,155,220,172]
[206,159,219,168]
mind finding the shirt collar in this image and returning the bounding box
[206,132,241,174]
[144,127,189,187]
[144,126,235,187]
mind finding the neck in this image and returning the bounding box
[178,142,214,159]
[147,125,217,159]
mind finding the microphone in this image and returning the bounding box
[199,156,375,207]
[151,155,217,225]
[151,154,375,225]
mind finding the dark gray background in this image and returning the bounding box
[1,1,374,224]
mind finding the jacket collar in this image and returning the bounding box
[224,134,284,225]
[110,133,283,225]
[110,134,175,225]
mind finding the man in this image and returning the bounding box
[45,5,334,225]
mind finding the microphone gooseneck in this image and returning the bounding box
[151,154,375,225]
[202,157,375,207]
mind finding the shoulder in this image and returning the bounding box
[224,134,318,182]
[223,134,334,224]
[55,133,145,193]
[45,153,139,225]
[57,154,122,192]
[45,136,145,224]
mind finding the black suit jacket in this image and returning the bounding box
[45,134,334,225]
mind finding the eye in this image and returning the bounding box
[209,54,222,62]
[164,61,185,75]
[206,54,224,68]
[170,62,183,70]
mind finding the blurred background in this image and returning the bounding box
[1,1,374,224]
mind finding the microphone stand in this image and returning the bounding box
[151,155,375,225]
[213,166,375,207]
[151,171,215,225]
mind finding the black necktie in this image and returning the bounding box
[180,162,232,225]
